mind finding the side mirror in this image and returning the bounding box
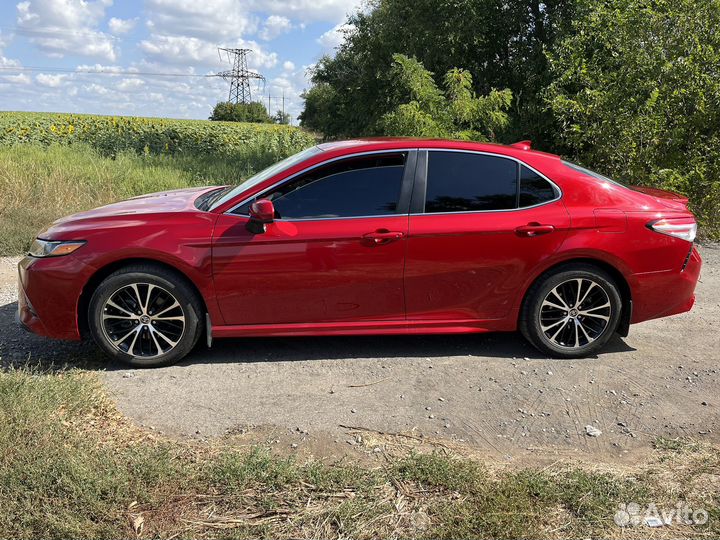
[246,198,274,234]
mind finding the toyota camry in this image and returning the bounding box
[17,139,701,366]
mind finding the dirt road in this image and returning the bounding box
[1,246,718,464]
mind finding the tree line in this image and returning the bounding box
[299,0,720,236]
[210,101,291,125]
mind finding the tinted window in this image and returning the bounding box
[425,151,517,213]
[234,153,405,219]
[563,160,626,186]
[519,165,557,207]
[210,146,323,210]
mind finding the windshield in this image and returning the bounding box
[209,146,323,210]
[562,160,627,187]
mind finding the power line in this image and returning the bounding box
[0,66,212,78]
[0,25,121,40]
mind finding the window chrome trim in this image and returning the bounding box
[224,147,563,221]
[225,148,417,220]
[411,148,563,216]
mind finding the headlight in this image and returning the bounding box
[28,239,86,258]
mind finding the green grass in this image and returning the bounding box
[1,367,717,539]
[0,144,270,256]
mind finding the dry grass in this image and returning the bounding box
[0,144,271,255]
[0,367,718,539]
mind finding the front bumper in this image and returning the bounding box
[17,255,94,341]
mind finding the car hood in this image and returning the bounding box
[55,186,216,223]
[39,186,220,240]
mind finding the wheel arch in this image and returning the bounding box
[518,257,632,337]
[77,257,210,338]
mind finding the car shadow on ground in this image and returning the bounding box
[0,299,636,371]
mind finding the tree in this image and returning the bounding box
[209,101,272,123]
[300,0,576,143]
[379,54,512,140]
[299,83,341,134]
[546,0,720,234]
[273,110,291,125]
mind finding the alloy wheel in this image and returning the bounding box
[538,278,612,349]
[101,283,185,358]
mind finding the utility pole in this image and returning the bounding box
[266,90,290,124]
[211,48,265,104]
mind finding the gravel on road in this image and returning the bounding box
[1,246,718,465]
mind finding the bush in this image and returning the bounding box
[546,0,720,238]
[209,101,272,123]
[379,54,512,141]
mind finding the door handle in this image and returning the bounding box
[515,223,555,237]
[362,230,405,245]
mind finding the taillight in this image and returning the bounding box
[647,217,697,242]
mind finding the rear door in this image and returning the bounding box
[405,149,571,321]
[212,151,416,325]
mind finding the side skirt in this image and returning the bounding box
[211,318,513,339]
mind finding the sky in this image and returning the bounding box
[0,0,361,122]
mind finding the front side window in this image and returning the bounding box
[424,151,517,213]
[209,146,323,211]
[234,153,406,220]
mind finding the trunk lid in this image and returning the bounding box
[629,186,689,210]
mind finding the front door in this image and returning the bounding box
[212,151,414,325]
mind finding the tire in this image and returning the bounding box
[519,263,622,358]
[88,264,204,367]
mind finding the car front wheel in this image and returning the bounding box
[520,264,622,358]
[88,264,203,367]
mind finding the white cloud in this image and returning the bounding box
[3,73,31,84]
[282,60,295,71]
[248,0,364,23]
[147,92,165,103]
[317,23,353,52]
[140,34,278,70]
[0,30,21,67]
[36,73,67,87]
[108,17,137,35]
[259,15,292,41]
[15,0,118,61]
[83,82,110,95]
[139,35,217,65]
[0,57,20,67]
[117,78,145,91]
[144,0,258,40]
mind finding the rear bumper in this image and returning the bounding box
[629,245,701,323]
[17,255,93,341]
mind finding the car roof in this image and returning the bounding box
[316,137,561,161]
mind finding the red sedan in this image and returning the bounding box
[17,139,701,367]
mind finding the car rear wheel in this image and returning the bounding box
[88,264,203,367]
[520,264,622,358]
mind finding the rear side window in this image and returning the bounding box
[519,165,557,207]
[425,151,517,212]
[234,153,406,219]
